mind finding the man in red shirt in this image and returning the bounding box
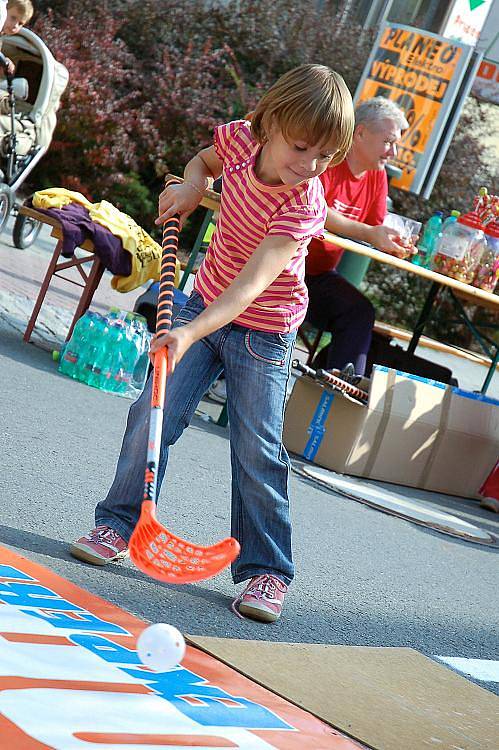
[305,97,409,375]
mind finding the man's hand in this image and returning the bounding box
[149,325,195,375]
[366,224,416,258]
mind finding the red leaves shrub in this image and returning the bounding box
[31,6,151,212]
[30,1,376,229]
[143,43,248,177]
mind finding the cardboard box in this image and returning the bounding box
[283,366,499,497]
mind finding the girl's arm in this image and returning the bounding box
[150,233,301,371]
[156,146,222,229]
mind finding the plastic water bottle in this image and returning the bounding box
[58,315,91,378]
[107,306,127,323]
[129,315,152,395]
[102,320,128,393]
[442,210,461,231]
[75,312,107,384]
[74,310,100,383]
[88,318,127,392]
[87,318,111,389]
[110,316,140,394]
[414,211,443,267]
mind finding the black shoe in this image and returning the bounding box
[338,363,363,385]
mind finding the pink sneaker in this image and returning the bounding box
[232,574,287,623]
[70,525,129,565]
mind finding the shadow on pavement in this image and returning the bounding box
[0,522,233,611]
[0,326,59,374]
[291,471,499,551]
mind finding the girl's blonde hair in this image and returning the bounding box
[251,64,354,166]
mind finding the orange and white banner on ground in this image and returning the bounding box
[355,23,473,194]
[0,545,356,749]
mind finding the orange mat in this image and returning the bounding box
[0,545,360,749]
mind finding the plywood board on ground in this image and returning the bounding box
[189,637,499,750]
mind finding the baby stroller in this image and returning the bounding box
[0,27,68,247]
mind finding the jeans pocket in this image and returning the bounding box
[244,330,294,366]
[172,290,204,328]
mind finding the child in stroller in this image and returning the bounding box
[0,15,68,246]
[0,0,33,75]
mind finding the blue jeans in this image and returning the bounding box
[95,291,296,585]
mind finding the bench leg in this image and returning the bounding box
[66,257,105,341]
[24,238,64,343]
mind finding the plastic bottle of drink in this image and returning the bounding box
[106,306,126,323]
[102,320,128,393]
[414,210,443,267]
[129,315,152,395]
[442,210,461,231]
[58,314,91,379]
[75,312,107,384]
[110,315,142,395]
[87,317,111,389]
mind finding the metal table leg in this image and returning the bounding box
[407,281,441,355]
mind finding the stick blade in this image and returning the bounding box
[129,501,240,584]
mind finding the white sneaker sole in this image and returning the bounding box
[237,601,281,623]
[70,542,129,566]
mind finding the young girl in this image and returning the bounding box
[71,64,355,623]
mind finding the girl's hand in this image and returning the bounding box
[155,183,201,229]
[149,325,195,375]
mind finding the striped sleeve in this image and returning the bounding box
[213,120,247,163]
[267,203,327,243]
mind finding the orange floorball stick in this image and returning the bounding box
[129,179,240,583]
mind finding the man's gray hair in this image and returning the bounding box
[355,97,409,130]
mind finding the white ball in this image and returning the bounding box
[136,623,186,672]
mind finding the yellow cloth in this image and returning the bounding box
[33,187,92,210]
[89,199,175,292]
[32,189,180,292]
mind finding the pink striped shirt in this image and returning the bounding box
[193,120,327,332]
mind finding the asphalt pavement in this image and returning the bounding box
[0,216,498,699]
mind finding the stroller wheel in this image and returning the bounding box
[0,185,12,235]
[13,211,42,249]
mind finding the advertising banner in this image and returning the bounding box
[355,23,474,194]
[443,0,493,46]
[471,0,499,104]
[473,58,499,103]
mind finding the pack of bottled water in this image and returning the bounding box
[56,307,152,399]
